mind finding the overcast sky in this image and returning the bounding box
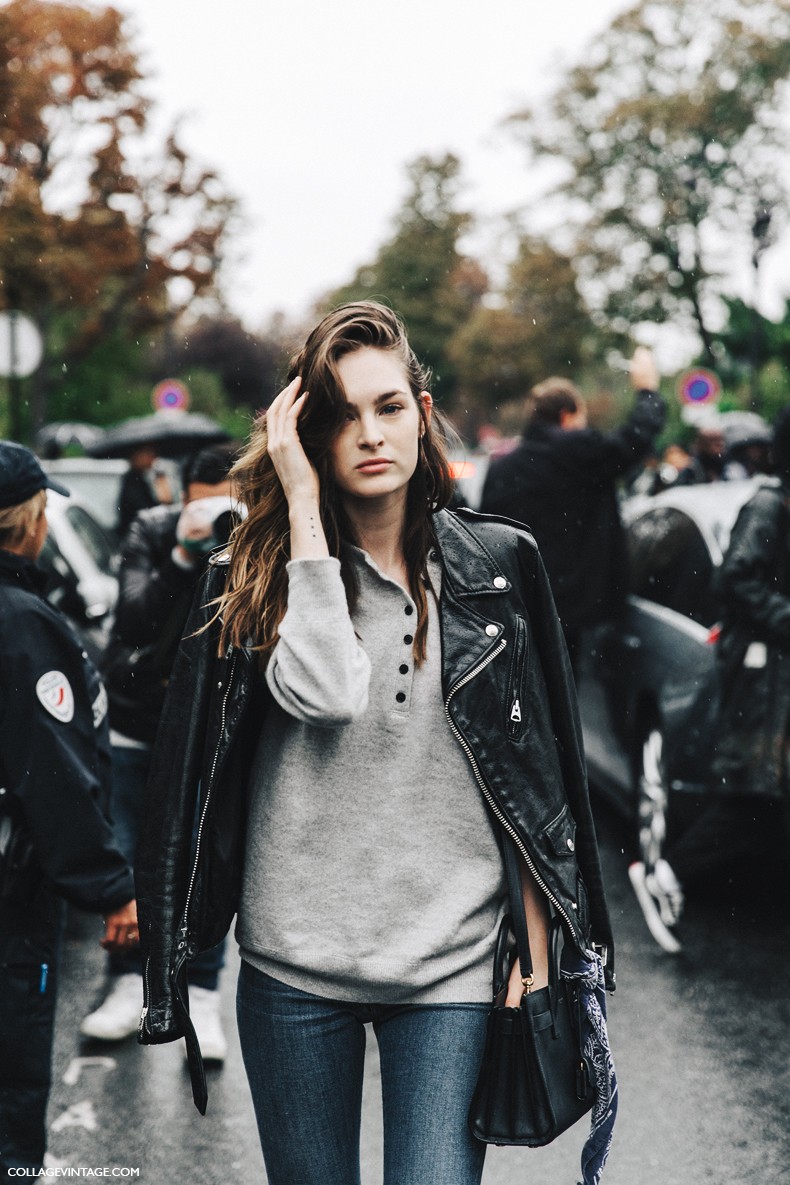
[111,0,634,330]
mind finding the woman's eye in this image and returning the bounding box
[381,403,403,415]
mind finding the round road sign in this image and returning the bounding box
[152,379,190,412]
[678,368,721,405]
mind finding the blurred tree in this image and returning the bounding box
[155,317,286,413]
[447,236,595,411]
[508,0,790,363]
[324,153,487,405]
[716,295,790,414]
[0,0,239,438]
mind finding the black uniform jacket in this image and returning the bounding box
[0,549,134,912]
[480,389,665,632]
[136,509,615,1113]
[713,481,790,799]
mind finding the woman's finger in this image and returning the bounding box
[267,376,302,425]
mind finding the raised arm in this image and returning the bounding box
[264,377,370,724]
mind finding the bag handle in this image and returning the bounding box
[502,833,535,991]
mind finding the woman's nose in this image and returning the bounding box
[357,415,384,447]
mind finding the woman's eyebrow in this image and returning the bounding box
[373,390,409,403]
[342,390,410,409]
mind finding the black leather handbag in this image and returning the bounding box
[469,837,595,1147]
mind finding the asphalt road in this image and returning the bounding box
[47,799,790,1185]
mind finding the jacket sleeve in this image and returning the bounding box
[569,389,666,483]
[136,567,220,1043]
[114,511,197,649]
[0,605,134,913]
[718,489,790,646]
[517,535,616,986]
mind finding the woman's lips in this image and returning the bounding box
[356,459,392,473]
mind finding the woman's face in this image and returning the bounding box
[329,347,431,509]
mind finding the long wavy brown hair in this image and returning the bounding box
[213,302,456,664]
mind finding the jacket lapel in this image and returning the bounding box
[432,510,510,694]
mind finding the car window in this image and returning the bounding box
[628,506,717,626]
[57,473,123,533]
[65,505,116,576]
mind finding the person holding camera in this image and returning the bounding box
[80,441,240,1060]
[0,442,137,1182]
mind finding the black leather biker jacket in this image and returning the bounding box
[136,508,615,1112]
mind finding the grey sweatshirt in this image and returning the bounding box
[236,551,506,1003]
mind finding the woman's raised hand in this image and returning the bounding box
[266,377,320,507]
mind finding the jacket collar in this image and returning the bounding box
[431,510,511,693]
[0,547,48,596]
[432,509,511,598]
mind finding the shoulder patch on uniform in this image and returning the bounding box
[36,670,75,723]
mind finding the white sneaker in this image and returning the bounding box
[628,860,684,954]
[80,973,143,1041]
[188,985,227,1064]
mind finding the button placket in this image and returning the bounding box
[395,598,416,712]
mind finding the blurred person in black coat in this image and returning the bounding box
[480,349,665,671]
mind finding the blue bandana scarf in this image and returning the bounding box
[561,948,618,1185]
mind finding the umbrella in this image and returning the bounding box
[35,421,107,459]
[84,411,229,460]
[719,411,772,449]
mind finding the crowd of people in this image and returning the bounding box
[0,302,787,1182]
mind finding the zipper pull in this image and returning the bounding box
[138,1005,148,1039]
[510,698,521,723]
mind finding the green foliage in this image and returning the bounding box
[49,330,152,425]
[509,0,790,358]
[169,366,253,440]
[323,154,486,406]
[448,237,596,411]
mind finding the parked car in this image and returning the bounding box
[38,489,119,664]
[576,479,766,870]
[43,456,182,540]
[42,458,129,538]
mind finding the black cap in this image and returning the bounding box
[0,441,70,509]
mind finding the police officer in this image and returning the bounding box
[0,441,137,1182]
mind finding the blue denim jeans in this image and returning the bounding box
[236,961,489,1185]
[108,744,225,989]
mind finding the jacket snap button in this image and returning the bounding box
[485,624,498,637]
[493,576,507,589]
[566,837,575,852]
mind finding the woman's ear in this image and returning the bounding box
[419,392,433,432]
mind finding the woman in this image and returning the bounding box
[137,303,614,1185]
[0,442,137,1180]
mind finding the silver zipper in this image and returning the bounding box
[139,954,151,1038]
[444,638,576,939]
[181,647,237,936]
[509,698,521,723]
